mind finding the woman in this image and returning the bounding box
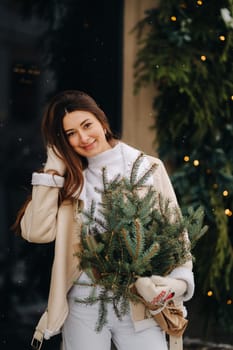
[16,90,194,350]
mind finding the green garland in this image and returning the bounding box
[133,0,233,330]
[75,154,207,331]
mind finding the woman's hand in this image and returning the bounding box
[44,146,66,176]
[150,275,187,299]
[135,275,187,308]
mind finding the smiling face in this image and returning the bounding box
[63,110,111,158]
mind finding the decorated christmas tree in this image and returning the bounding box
[75,154,207,331]
[133,0,233,333]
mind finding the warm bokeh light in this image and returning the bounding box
[219,35,225,41]
[225,209,233,216]
[170,16,177,21]
[193,159,199,166]
[223,190,229,197]
[201,55,207,61]
[184,155,190,162]
[207,290,213,297]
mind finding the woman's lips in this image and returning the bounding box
[82,140,96,150]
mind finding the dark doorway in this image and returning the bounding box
[49,0,123,136]
[0,1,123,349]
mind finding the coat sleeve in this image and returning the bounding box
[167,263,194,301]
[148,156,195,300]
[20,185,60,243]
[151,157,179,207]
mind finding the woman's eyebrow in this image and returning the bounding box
[80,118,90,126]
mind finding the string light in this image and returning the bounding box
[231,96,233,100]
[201,55,207,61]
[170,16,177,22]
[219,35,225,41]
[13,64,40,76]
[13,67,26,74]
[197,0,203,5]
[207,290,213,297]
[223,190,229,197]
[225,209,233,216]
[193,159,199,166]
[227,299,232,305]
[184,155,190,162]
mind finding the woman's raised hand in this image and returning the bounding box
[44,146,66,176]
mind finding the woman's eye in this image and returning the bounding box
[84,123,92,129]
[67,131,75,138]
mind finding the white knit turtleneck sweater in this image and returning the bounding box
[79,142,153,227]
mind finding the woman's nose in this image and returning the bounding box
[78,130,89,143]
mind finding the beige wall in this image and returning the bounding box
[122,0,159,156]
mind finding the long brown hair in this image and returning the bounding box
[42,90,115,199]
[13,90,116,234]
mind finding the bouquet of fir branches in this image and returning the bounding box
[75,153,207,331]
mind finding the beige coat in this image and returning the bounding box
[20,155,192,350]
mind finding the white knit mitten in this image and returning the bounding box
[135,277,173,308]
[150,275,187,299]
[135,275,187,310]
[44,146,66,176]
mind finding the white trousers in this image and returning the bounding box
[62,273,168,350]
